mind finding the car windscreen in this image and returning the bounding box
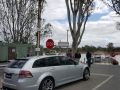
[7,59,28,68]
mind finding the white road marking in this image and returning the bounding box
[91,73,114,90]
[91,73,112,77]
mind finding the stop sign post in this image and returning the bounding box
[46,39,54,49]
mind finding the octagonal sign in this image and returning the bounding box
[46,39,54,49]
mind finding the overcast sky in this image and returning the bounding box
[41,0,120,48]
[1,0,119,48]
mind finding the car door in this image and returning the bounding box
[57,56,74,82]
[45,56,69,85]
[65,57,83,79]
[72,60,83,78]
[55,56,77,81]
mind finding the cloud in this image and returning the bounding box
[43,0,67,22]
[43,0,110,22]
[41,0,120,48]
[41,21,72,47]
[0,0,119,48]
[81,12,120,47]
[49,14,120,47]
[101,11,120,22]
[93,0,110,14]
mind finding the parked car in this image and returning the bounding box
[103,56,112,63]
[111,59,119,65]
[45,50,58,55]
[94,56,102,62]
[2,55,90,90]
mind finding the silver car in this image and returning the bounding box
[2,55,90,90]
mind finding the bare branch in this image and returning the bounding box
[77,12,89,46]
[65,0,74,38]
[70,0,74,13]
[100,0,120,15]
[0,0,39,43]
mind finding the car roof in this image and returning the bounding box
[26,55,65,60]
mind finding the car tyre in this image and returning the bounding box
[39,77,54,90]
[83,68,90,80]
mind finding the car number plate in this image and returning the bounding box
[5,73,12,79]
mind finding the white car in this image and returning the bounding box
[2,55,90,90]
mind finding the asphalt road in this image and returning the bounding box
[0,64,120,90]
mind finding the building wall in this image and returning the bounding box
[17,45,28,58]
[0,42,35,62]
[16,44,35,58]
[0,43,8,61]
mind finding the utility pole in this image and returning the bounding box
[67,29,69,43]
[67,29,69,51]
[36,0,41,56]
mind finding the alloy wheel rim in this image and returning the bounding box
[85,70,90,79]
[42,79,53,90]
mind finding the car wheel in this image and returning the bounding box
[39,77,54,90]
[83,68,90,80]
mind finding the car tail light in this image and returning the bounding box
[19,70,33,78]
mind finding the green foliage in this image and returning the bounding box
[107,42,114,53]
[81,45,97,52]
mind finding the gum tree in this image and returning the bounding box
[65,0,94,54]
[107,42,114,54]
[0,0,50,44]
[0,0,37,43]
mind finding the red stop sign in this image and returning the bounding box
[46,39,54,49]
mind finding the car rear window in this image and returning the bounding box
[7,59,28,68]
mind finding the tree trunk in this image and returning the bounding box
[72,39,78,57]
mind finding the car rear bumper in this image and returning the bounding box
[2,80,39,90]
